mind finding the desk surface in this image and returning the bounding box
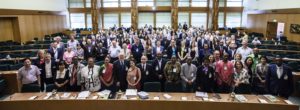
[0,92,298,110]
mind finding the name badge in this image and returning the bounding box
[224,66,227,70]
[136,48,139,52]
[146,71,149,75]
[133,76,137,81]
[209,73,212,78]
[284,75,288,80]
[88,75,92,79]
[102,69,106,74]
[126,67,128,71]
[156,66,159,71]
[173,68,177,73]
[191,73,194,77]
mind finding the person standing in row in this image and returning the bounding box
[81,57,101,92]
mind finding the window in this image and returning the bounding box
[70,13,85,28]
[226,12,242,28]
[138,0,154,7]
[156,12,171,28]
[178,0,189,7]
[121,0,131,7]
[69,0,84,8]
[138,13,154,28]
[87,14,92,28]
[86,0,91,8]
[178,12,189,26]
[227,0,243,7]
[191,0,207,7]
[218,12,224,28]
[191,13,207,28]
[219,0,225,7]
[121,13,131,27]
[156,0,171,6]
[104,13,119,29]
[103,0,119,7]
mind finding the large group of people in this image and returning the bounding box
[17,24,294,99]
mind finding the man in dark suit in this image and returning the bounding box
[166,40,178,59]
[81,39,97,60]
[227,42,237,60]
[266,56,294,98]
[152,41,164,58]
[137,56,153,91]
[215,40,228,57]
[131,38,144,63]
[96,42,108,61]
[152,52,167,91]
[197,37,209,49]
[48,42,64,62]
[40,54,56,92]
[113,53,130,92]
[183,22,188,31]
[196,58,215,93]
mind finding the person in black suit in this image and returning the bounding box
[183,22,188,31]
[214,40,228,57]
[113,53,130,92]
[196,58,215,93]
[80,39,97,60]
[266,56,294,98]
[131,38,144,63]
[96,42,108,61]
[227,42,237,61]
[166,40,178,59]
[40,54,57,92]
[48,42,64,63]
[137,56,153,91]
[152,52,167,91]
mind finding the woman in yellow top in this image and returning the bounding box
[126,59,142,90]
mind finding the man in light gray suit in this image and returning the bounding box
[180,57,197,92]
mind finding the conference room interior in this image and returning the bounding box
[0,0,300,110]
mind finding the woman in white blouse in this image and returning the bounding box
[233,61,251,94]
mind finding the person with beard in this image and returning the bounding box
[266,55,294,98]
[180,57,197,92]
[152,52,167,91]
[68,56,85,91]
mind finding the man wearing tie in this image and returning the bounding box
[137,56,153,91]
[152,52,167,91]
[113,53,130,92]
[266,56,294,98]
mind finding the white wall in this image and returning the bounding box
[243,0,300,11]
[0,0,68,11]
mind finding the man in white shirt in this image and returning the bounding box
[236,40,253,61]
[251,37,261,46]
[81,57,101,92]
[67,35,79,52]
[108,40,121,63]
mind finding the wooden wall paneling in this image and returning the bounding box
[0,18,14,41]
[12,17,21,42]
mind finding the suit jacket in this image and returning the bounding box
[131,43,144,60]
[96,47,108,60]
[266,64,294,98]
[227,49,237,61]
[152,58,167,81]
[197,39,210,49]
[48,47,64,61]
[137,63,153,83]
[113,60,130,86]
[166,46,178,59]
[215,45,228,57]
[40,60,57,83]
[152,46,164,57]
[81,44,97,60]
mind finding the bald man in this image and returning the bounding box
[137,56,153,91]
[236,40,253,61]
